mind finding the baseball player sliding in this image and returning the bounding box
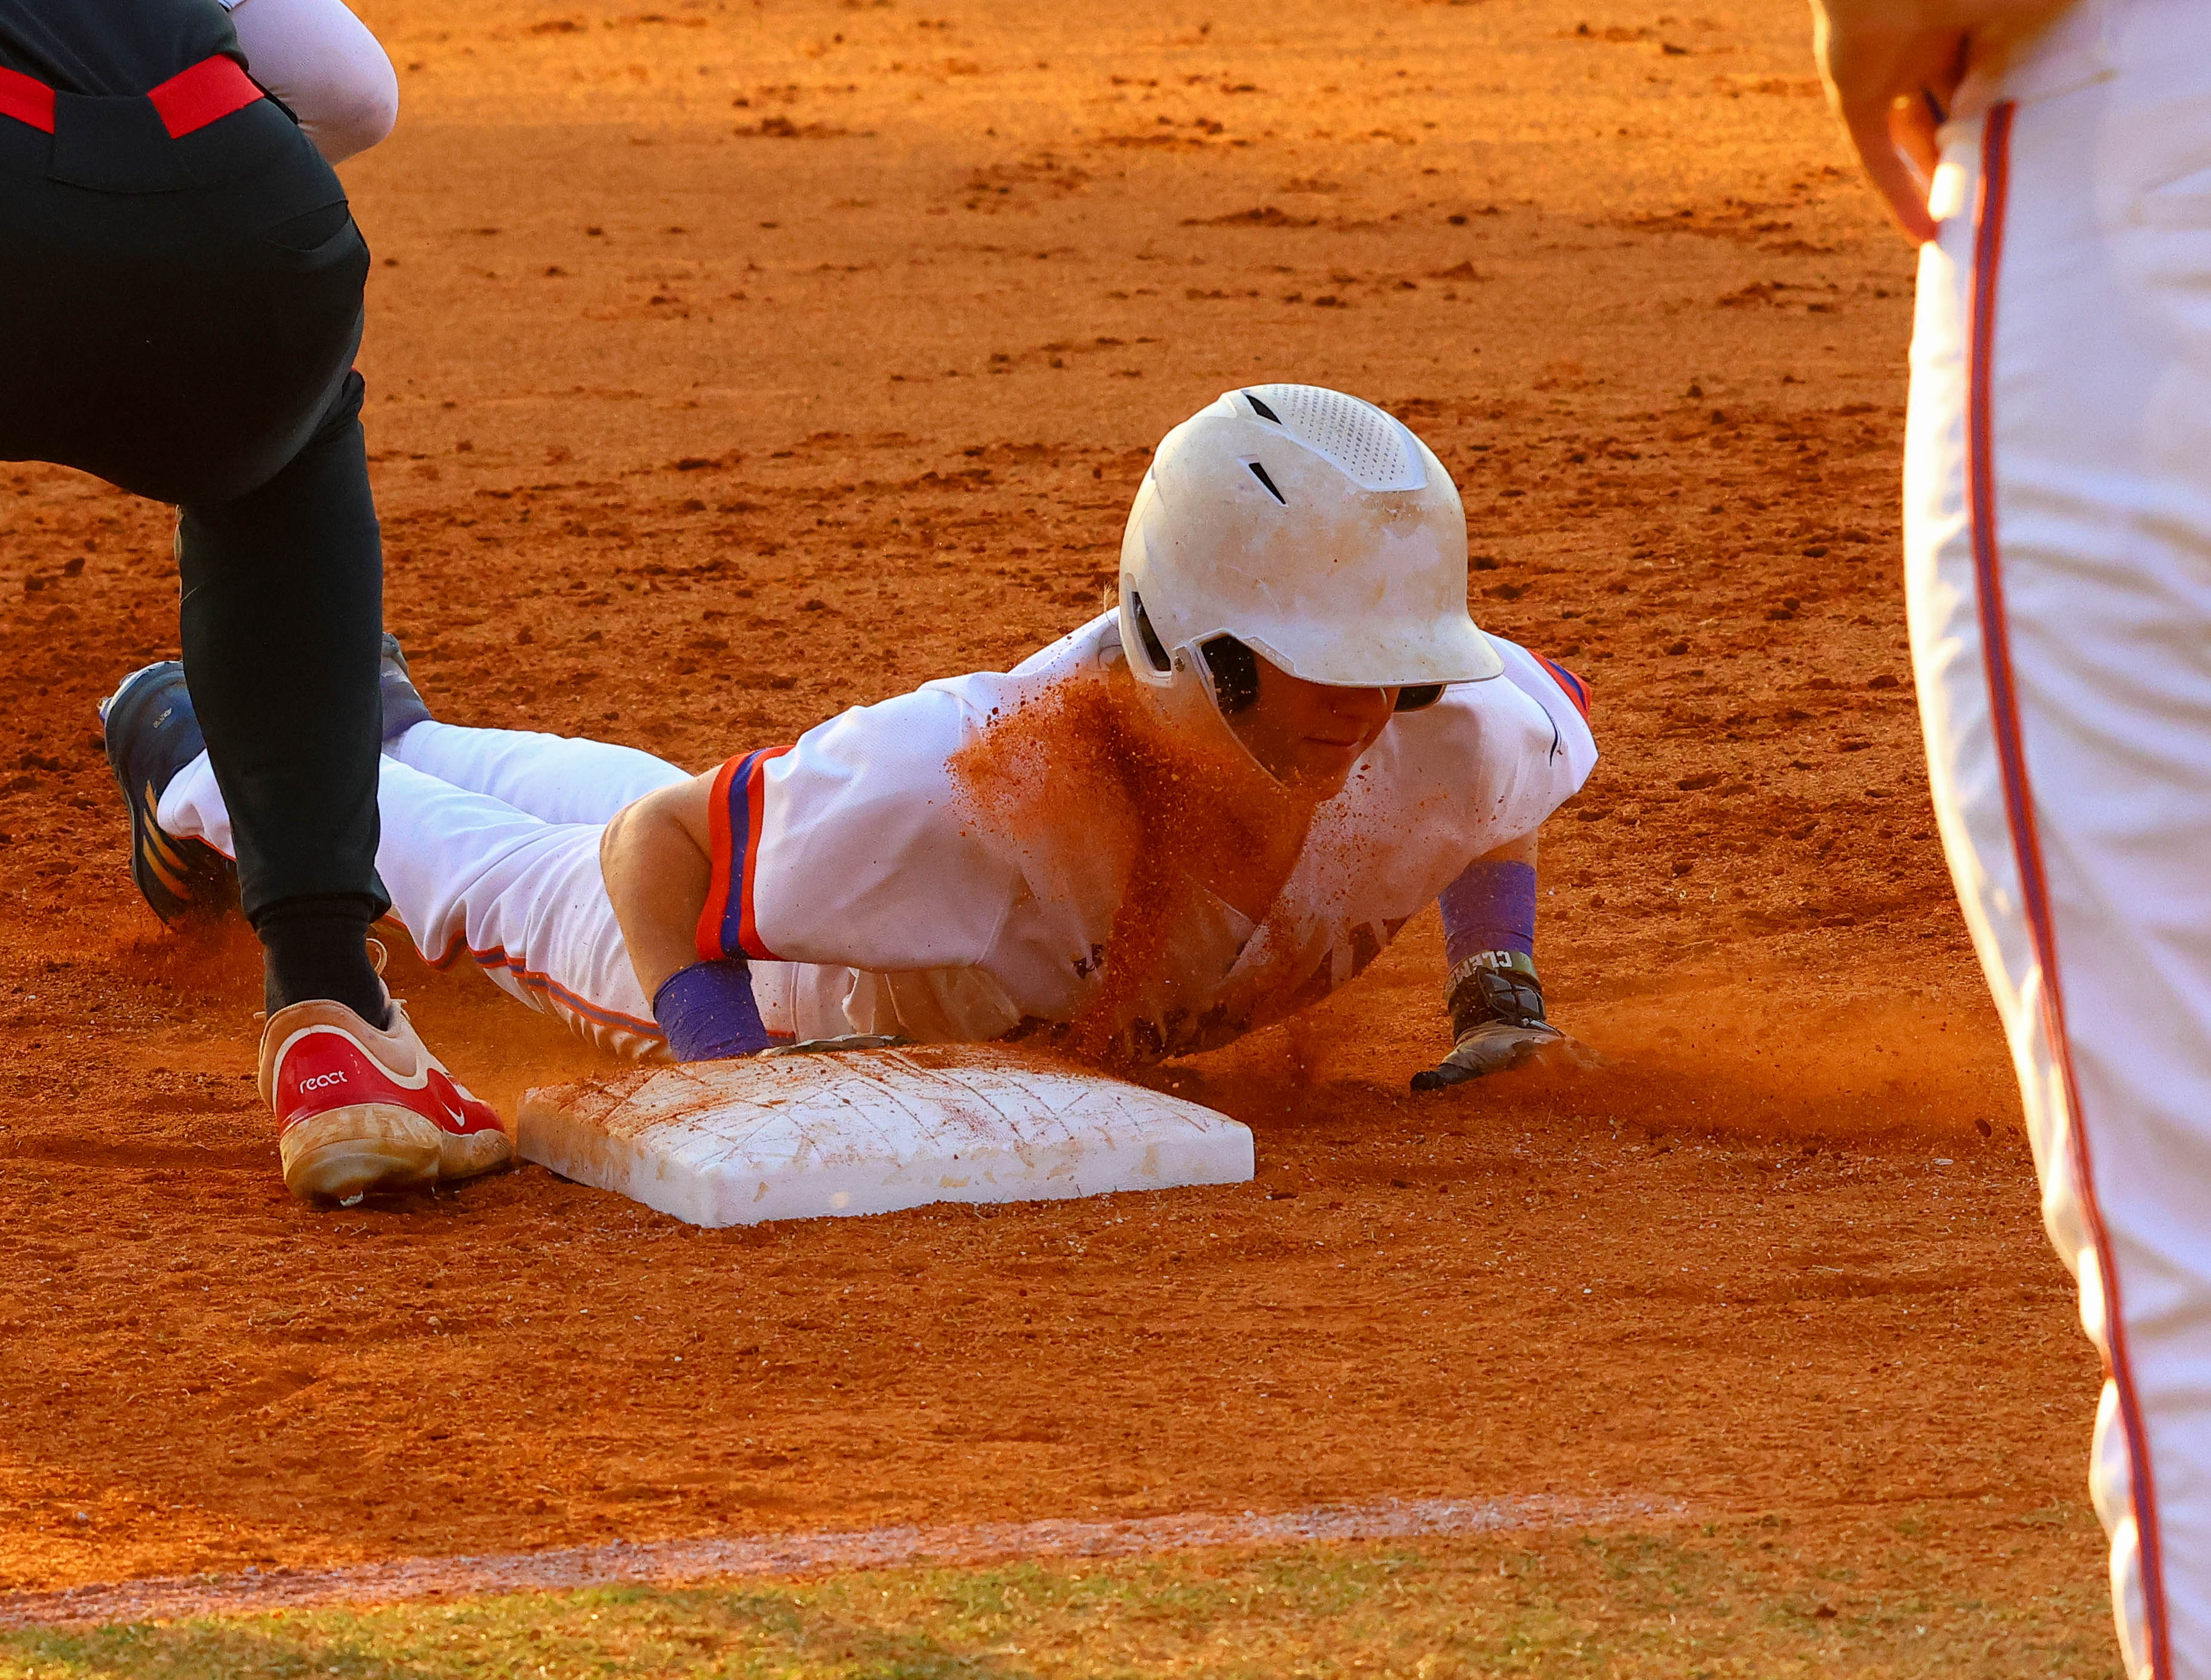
[100,385,1597,1202]
[1815,1,2211,1674]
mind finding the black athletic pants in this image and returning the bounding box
[0,91,387,928]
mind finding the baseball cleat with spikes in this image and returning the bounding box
[262,964,512,1204]
[98,661,239,924]
[380,630,434,745]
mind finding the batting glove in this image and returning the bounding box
[1410,950,1591,1091]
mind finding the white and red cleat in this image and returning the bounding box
[260,991,512,1204]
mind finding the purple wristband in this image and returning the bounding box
[1439,859,1537,971]
[652,959,771,1062]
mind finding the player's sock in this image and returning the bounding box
[257,894,390,1026]
[1439,859,1537,970]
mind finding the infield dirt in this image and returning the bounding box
[0,0,2108,1656]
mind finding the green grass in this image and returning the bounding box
[0,1521,2118,1680]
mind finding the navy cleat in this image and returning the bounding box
[98,662,239,924]
[380,631,433,745]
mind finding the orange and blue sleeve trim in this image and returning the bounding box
[1536,656,1591,721]
[696,745,793,963]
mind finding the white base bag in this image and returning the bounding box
[517,1044,1254,1227]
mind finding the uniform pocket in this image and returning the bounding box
[264,199,353,250]
[259,201,369,275]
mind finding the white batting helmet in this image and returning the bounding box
[1116,384,1500,747]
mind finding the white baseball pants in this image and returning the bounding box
[1909,2,2211,1673]
[162,721,682,1057]
[158,720,954,1056]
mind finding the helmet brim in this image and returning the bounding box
[1238,614,1503,688]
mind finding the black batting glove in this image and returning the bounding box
[1410,950,1589,1092]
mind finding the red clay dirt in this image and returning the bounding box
[0,0,2104,1636]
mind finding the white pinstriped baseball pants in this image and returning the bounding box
[1909,3,2211,1672]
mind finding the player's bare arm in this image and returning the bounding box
[599,768,785,1062]
[1810,0,2072,241]
[1412,826,1588,1089]
[601,774,720,1002]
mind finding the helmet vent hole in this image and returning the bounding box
[1129,591,1173,674]
[1240,383,1426,491]
[1246,460,1287,504]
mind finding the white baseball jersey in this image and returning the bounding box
[702,614,1595,1057]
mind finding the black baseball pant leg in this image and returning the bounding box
[178,367,389,1017]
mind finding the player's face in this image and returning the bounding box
[1228,658,1400,795]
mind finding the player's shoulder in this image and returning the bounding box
[1484,633,1594,730]
[968,611,1120,693]
[1387,631,1597,784]
[1417,633,1591,725]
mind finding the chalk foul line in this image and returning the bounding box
[0,1493,1686,1630]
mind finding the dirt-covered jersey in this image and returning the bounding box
[697,613,1595,1058]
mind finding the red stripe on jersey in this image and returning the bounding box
[696,746,793,963]
[736,746,790,959]
[695,755,745,964]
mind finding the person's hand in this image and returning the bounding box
[1811,0,1972,243]
[1409,951,1601,1093]
[1412,1019,1596,1090]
